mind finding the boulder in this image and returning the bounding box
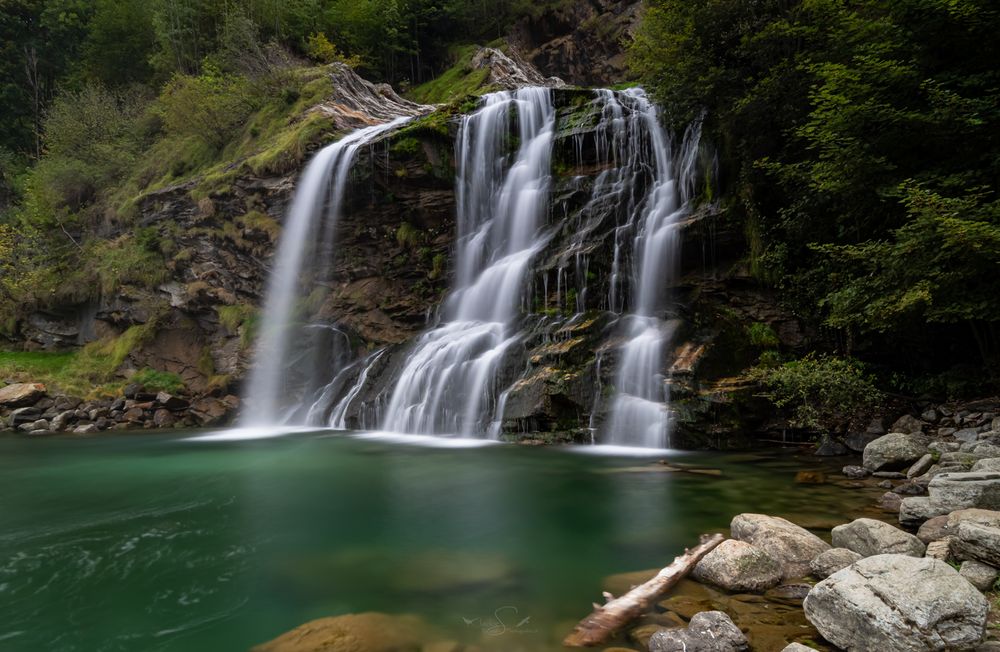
[900,496,944,526]
[954,428,980,443]
[947,508,1000,531]
[972,458,1000,472]
[803,554,988,652]
[907,454,934,479]
[8,406,40,427]
[954,521,1000,567]
[781,645,814,652]
[917,515,951,543]
[891,414,925,434]
[924,538,953,561]
[648,611,749,652]
[0,382,46,408]
[692,539,782,593]
[730,514,830,579]
[153,409,175,428]
[879,491,902,512]
[50,410,76,432]
[156,392,189,411]
[921,408,939,423]
[842,465,868,479]
[959,560,998,591]
[18,418,49,432]
[123,407,144,422]
[832,518,926,557]
[73,424,97,434]
[928,472,1000,512]
[810,548,862,579]
[863,433,930,472]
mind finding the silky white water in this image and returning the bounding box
[602,91,702,449]
[381,88,555,436]
[242,117,411,426]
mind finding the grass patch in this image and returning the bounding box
[0,323,160,397]
[408,45,491,104]
[129,368,184,393]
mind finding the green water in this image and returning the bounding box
[0,431,875,651]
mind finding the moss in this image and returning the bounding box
[237,210,280,240]
[90,235,168,294]
[396,222,421,248]
[130,367,185,393]
[391,137,422,156]
[217,303,256,333]
[430,253,446,280]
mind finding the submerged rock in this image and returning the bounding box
[803,554,988,651]
[831,518,926,558]
[730,514,830,579]
[251,612,431,652]
[692,539,782,593]
[648,611,748,652]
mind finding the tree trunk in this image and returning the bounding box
[563,533,724,647]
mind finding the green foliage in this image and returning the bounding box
[396,222,421,248]
[408,45,490,104]
[749,354,883,432]
[129,367,184,393]
[632,0,1000,375]
[159,65,258,150]
[216,303,256,335]
[304,32,361,68]
[0,322,158,396]
[746,322,780,349]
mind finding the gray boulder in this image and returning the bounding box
[810,548,862,579]
[891,414,926,434]
[730,513,830,579]
[929,471,1000,512]
[863,433,931,472]
[972,458,1000,472]
[0,382,46,407]
[917,515,951,543]
[803,554,988,651]
[842,465,868,478]
[907,453,935,478]
[955,428,980,443]
[781,645,813,652]
[960,560,998,591]
[648,611,748,652]
[954,521,1000,567]
[832,518,926,557]
[692,539,782,593]
[900,496,945,526]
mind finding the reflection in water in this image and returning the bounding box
[0,432,879,651]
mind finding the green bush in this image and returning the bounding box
[746,322,780,348]
[748,354,883,433]
[159,65,258,150]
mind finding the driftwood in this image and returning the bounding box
[563,532,725,647]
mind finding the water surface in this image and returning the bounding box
[0,431,875,651]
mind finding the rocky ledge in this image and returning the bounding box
[0,381,238,434]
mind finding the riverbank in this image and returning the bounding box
[0,381,238,433]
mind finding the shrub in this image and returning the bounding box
[748,354,883,433]
[746,322,780,348]
[159,65,258,150]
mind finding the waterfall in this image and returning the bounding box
[602,92,702,449]
[381,88,555,436]
[242,117,411,426]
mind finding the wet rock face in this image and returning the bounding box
[803,554,988,652]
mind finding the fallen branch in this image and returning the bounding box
[563,532,724,647]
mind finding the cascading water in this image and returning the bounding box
[381,88,555,436]
[241,117,411,426]
[601,92,702,449]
